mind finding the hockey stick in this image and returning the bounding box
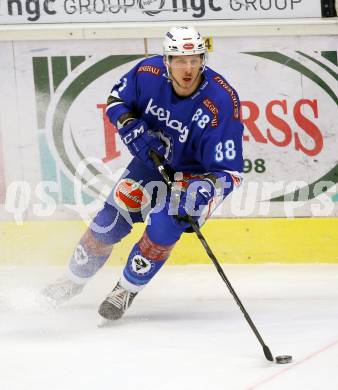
[150,151,274,362]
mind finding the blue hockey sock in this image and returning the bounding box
[69,230,113,281]
[122,231,175,290]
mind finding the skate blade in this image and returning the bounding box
[35,292,59,310]
[97,314,117,328]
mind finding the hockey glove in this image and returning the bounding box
[119,119,166,169]
[177,178,216,221]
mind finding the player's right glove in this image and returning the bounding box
[118,119,166,169]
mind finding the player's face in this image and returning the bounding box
[168,55,203,96]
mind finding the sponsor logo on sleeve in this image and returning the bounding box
[203,98,219,127]
[137,65,161,76]
[213,76,240,119]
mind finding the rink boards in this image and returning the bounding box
[0,26,337,266]
[1,217,337,265]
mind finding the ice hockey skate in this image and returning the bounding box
[38,275,84,307]
[98,280,138,326]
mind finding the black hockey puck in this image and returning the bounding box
[275,355,292,364]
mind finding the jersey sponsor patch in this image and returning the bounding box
[145,98,189,143]
[203,98,219,128]
[137,65,161,76]
[114,179,151,212]
[212,76,240,119]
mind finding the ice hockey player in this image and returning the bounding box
[41,26,244,322]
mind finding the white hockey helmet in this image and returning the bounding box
[163,26,206,57]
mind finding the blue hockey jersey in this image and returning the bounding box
[106,55,244,177]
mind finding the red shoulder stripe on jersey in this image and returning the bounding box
[212,76,240,119]
[203,97,219,128]
[137,65,161,76]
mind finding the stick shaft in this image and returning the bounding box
[150,151,273,361]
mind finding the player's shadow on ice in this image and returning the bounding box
[119,307,234,324]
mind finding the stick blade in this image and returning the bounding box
[263,345,274,361]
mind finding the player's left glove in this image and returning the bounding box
[177,178,216,220]
[119,119,166,170]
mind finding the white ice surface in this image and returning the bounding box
[1,264,338,390]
